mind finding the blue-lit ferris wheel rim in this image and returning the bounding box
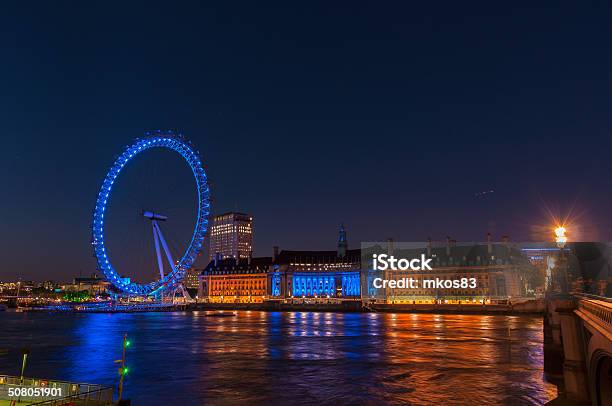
[91,133,210,296]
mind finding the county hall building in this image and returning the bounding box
[268,224,362,301]
[197,224,363,302]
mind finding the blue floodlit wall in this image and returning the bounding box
[292,272,360,297]
[366,269,381,298]
[293,274,336,297]
[341,272,361,297]
[271,272,281,297]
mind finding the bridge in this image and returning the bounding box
[546,294,612,405]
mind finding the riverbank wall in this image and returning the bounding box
[191,299,545,315]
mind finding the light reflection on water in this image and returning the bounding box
[0,311,556,405]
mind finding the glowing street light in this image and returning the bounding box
[555,226,567,247]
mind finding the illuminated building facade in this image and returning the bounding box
[269,224,362,300]
[184,268,200,289]
[198,256,272,303]
[64,274,110,295]
[208,212,253,261]
[364,238,530,304]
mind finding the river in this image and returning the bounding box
[0,311,557,405]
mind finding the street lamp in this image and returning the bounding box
[20,348,29,384]
[115,333,131,401]
[17,348,30,404]
[554,226,567,248]
[553,225,570,294]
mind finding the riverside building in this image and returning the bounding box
[198,255,272,303]
[363,236,531,304]
[269,224,362,301]
[185,268,201,289]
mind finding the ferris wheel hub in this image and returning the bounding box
[142,210,168,221]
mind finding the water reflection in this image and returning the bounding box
[0,312,556,405]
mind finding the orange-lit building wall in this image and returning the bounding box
[200,273,267,303]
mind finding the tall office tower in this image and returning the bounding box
[208,212,253,261]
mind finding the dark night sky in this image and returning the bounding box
[1,1,611,282]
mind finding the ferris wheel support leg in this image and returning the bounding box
[154,223,175,271]
[154,222,191,302]
[152,220,166,301]
[179,283,192,301]
[152,221,165,280]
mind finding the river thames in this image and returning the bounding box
[0,311,557,405]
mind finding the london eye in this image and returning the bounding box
[91,131,210,298]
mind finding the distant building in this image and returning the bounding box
[64,273,110,295]
[208,212,253,261]
[198,256,272,303]
[185,268,200,289]
[521,245,569,295]
[269,224,362,300]
[364,237,530,304]
[38,280,58,290]
[0,282,20,294]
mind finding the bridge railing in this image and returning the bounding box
[0,375,113,405]
[576,295,612,330]
[574,292,612,303]
[30,386,114,405]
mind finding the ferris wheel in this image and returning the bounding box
[91,131,210,298]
